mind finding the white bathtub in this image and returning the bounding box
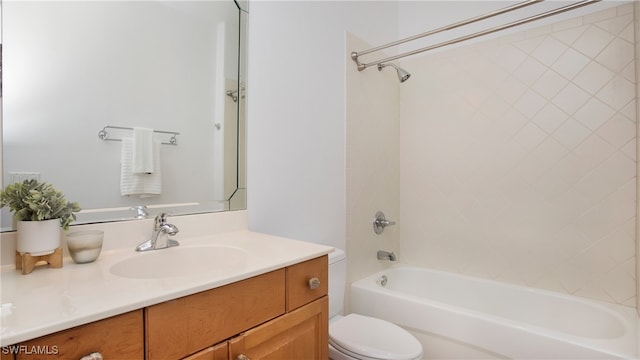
[350,266,639,359]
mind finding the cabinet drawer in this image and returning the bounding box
[146,269,286,360]
[286,255,328,311]
[15,310,143,360]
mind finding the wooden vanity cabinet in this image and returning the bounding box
[171,255,329,360]
[11,310,144,360]
[4,255,328,360]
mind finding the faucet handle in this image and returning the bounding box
[373,211,396,234]
[154,213,170,228]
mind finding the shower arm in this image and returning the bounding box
[352,0,601,71]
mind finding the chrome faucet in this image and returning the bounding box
[377,250,397,261]
[135,213,180,251]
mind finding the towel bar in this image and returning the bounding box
[98,125,179,145]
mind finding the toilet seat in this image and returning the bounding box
[329,314,423,360]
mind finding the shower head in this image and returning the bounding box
[377,63,411,83]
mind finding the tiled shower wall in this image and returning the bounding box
[399,4,637,307]
[346,33,400,290]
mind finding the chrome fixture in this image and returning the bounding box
[98,125,179,145]
[226,86,246,103]
[351,0,601,72]
[130,205,149,219]
[135,213,180,251]
[373,211,396,234]
[377,250,397,261]
[379,274,388,287]
[377,63,411,83]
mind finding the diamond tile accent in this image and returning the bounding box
[573,25,614,58]
[552,25,588,45]
[552,117,591,150]
[619,23,635,43]
[572,134,617,171]
[573,61,615,95]
[397,5,636,307]
[514,57,547,86]
[515,89,548,119]
[596,37,635,72]
[551,48,591,80]
[596,75,635,111]
[573,97,615,130]
[532,70,568,100]
[597,114,636,149]
[514,122,547,151]
[497,76,528,104]
[531,36,569,66]
[533,103,569,133]
[622,61,636,83]
[514,36,545,54]
[621,139,637,161]
[552,83,591,115]
[596,13,632,35]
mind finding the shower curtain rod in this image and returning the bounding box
[351,0,601,71]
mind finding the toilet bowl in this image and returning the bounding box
[329,314,423,360]
[328,249,423,360]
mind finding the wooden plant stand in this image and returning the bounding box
[15,247,63,275]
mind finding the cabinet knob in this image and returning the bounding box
[236,355,250,360]
[80,352,103,360]
[308,277,320,290]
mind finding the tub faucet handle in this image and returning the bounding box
[373,211,396,234]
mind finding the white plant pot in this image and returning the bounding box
[16,219,62,256]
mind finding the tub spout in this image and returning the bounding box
[377,250,397,261]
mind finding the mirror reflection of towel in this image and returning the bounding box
[121,138,161,197]
[132,127,154,174]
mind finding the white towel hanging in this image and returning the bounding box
[132,127,154,174]
[121,138,161,197]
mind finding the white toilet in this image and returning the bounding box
[328,249,423,360]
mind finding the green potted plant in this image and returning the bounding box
[0,179,81,256]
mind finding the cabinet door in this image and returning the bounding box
[181,342,227,360]
[229,296,328,360]
[14,310,143,360]
[146,269,286,360]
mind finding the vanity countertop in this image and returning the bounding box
[0,230,333,346]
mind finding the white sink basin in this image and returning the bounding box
[109,245,248,279]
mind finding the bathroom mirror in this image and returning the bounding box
[1,1,247,231]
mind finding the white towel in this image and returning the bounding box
[132,127,154,174]
[121,138,161,197]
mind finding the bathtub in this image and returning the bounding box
[350,266,639,359]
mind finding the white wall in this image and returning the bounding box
[247,1,399,250]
